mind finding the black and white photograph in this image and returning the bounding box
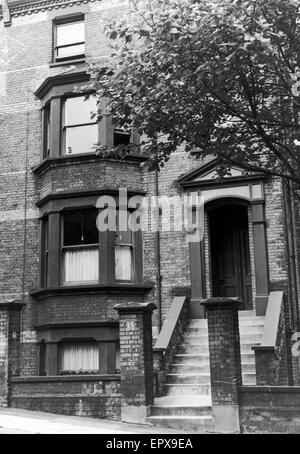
[0,0,300,438]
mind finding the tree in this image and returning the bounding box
[88,0,300,184]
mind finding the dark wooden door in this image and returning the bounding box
[210,205,252,306]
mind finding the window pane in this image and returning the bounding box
[63,247,99,282]
[57,43,85,59]
[43,105,51,158]
[65,96,97,126]
[61,342,99,372]
[64,209,98,246]
[57,21,84,46]
[116,210,133,244]
[114,130,131,146]
[115,342,120,372]
[65,124,98,155]
[115,246,132,280]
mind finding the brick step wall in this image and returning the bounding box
[148,311,265,431]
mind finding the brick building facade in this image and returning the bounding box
[1,0,300,432]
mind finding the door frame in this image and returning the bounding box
[207,199,252,308]
[189,194,269,317]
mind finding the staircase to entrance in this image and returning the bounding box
[148,310,265,431]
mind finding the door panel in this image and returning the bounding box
[210,204,252,306]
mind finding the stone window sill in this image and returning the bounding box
[30,282,154,299]
[11,374,121,383]
[49,58,86,68]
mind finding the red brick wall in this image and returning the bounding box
[0,0,152,380]
[10,375,121,419]
[240,386,300,433]
[1,0,300,417]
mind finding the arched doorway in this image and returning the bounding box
[208,200,252,308]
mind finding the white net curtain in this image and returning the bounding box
[63,247,99,283]
[115,245,132,281]
[61,342,99,372]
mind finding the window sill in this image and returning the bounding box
[49,58,86,68]
[30,282,154,299]
[11,374,121,383]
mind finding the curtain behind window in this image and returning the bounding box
[63,247,99,283]
[61,342,99,371]
[115,246,132,280]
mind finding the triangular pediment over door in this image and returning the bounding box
[178,157,265,190]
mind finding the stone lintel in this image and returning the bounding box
[114,302,157,314]
[252,345,275,352]
[201,297,243,310]
[0,299,26,311]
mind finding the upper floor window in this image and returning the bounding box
[114,129,131,147]
[43,103,51,158]
[62,95,98,155]
[37,71,140,159]
[54,16,85,62]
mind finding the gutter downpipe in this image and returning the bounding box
[155,169,162,331]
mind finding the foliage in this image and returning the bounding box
[88,0,300,182]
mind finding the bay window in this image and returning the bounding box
[40,201,143,289]
[37,71,141,159]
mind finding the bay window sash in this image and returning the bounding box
[62,244,99,284]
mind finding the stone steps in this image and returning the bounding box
[164,383,211,396]
[147,415,214,432]
[151,396,212,416]
[149,311,265,430]
[166,373,211,385]
[177,345,209,354]
[170,363,210,374]
[242,374,256,385]
[173,353,210,364]
[154,395,212,406]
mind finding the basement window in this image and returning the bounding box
[58,340,120,375]
[59,341,99,373]
[54,16,85,62]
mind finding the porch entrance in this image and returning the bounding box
[209,202,252,308]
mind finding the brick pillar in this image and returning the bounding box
[252,347,277,385]
[0,301,25,407]
[201,297,242,433]
[114,302,156,424]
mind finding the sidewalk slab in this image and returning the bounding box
[0,408,189,434]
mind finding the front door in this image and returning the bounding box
[209,204,252,307]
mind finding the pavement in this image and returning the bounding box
[0,407,186,434]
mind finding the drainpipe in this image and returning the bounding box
[283,180,299,333]
[287,183,300,331]
[154,169,162,331]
